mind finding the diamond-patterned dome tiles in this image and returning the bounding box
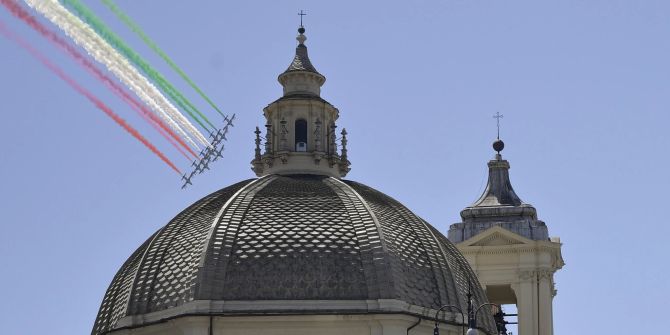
[92,175,493,335]
[222,176,366,300]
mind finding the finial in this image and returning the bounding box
[297,10,307,44]
[340,128,349,158]
[254,126,262,159]
[298,10,306,28]
[329,123,337,155]
[492,112,505,157]
[493,112,504,139]
[339,128,351,175]
[341,128,348,152]
[493,138,505,154]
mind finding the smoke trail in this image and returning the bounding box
[25,0,211,148]
[0,20,182,174]
[0,0,197,159]
[101,0,225,117]
[61,0,216,130]
[24,0,201,148]
[141,109,192,160]
[44,0,210,147]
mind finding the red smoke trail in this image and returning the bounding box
[0,0,198,159]
[0,21,182,174]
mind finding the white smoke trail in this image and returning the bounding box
[24,0,211,148]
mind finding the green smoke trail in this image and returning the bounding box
[60,0,215,131]
[101,0,225,118]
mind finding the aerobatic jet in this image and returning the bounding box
[181,174,193,189]
[212,148,224,161]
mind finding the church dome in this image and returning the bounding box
[92,175,495,334]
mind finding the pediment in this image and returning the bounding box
[460,226,533,247]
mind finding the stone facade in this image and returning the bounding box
[107,314,465,335]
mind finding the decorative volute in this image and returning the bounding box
[448,139,549,242]
[251,26,350,177]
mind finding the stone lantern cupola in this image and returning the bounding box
[251,26,350,177]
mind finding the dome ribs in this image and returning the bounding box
[385,199,459,308]
[415,218,467,309]
[196,176,277,300]
[426,225,497,331]
[346,180,494,332]
[93,176,496,335]
[128,181,251,315]
[90,180,253,335]
[325,177,395,300]
[91,232,156,335]
[218,175,367,300]
[386,199,458,309]
[344,181,442,308]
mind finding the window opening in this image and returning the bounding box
[295,119,307,151]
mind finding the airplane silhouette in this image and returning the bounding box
[226,114,236,125]
[212,148,224,161]
[200,150,213,163]
[196,159,210,174]
[180,116,236,189]
[191,160,202,172]
[209,129,224,141]
[181,173,193,189]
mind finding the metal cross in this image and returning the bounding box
[493,112,504,139]
[298,10,306,27]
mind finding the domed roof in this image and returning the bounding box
[282,27,321,75]
[92,175,495,335]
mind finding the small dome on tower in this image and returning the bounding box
[284,26,319,74]
[449,141,549,242]
[278,26,325,96]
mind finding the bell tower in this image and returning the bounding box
[251,26,350,177]
[448,139,564,335]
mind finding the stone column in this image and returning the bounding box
[513,271,539,335]
[538,270,555,335]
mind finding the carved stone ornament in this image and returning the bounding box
[518,270,537,281]
[313,152,323,165]
[537,269,554,281]
[262,155,274,168]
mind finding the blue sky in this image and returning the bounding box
[1,1,668,334]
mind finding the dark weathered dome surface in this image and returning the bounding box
[92,175,493,335]
[284,44,320,74]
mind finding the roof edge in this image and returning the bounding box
[110,299,481,333]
